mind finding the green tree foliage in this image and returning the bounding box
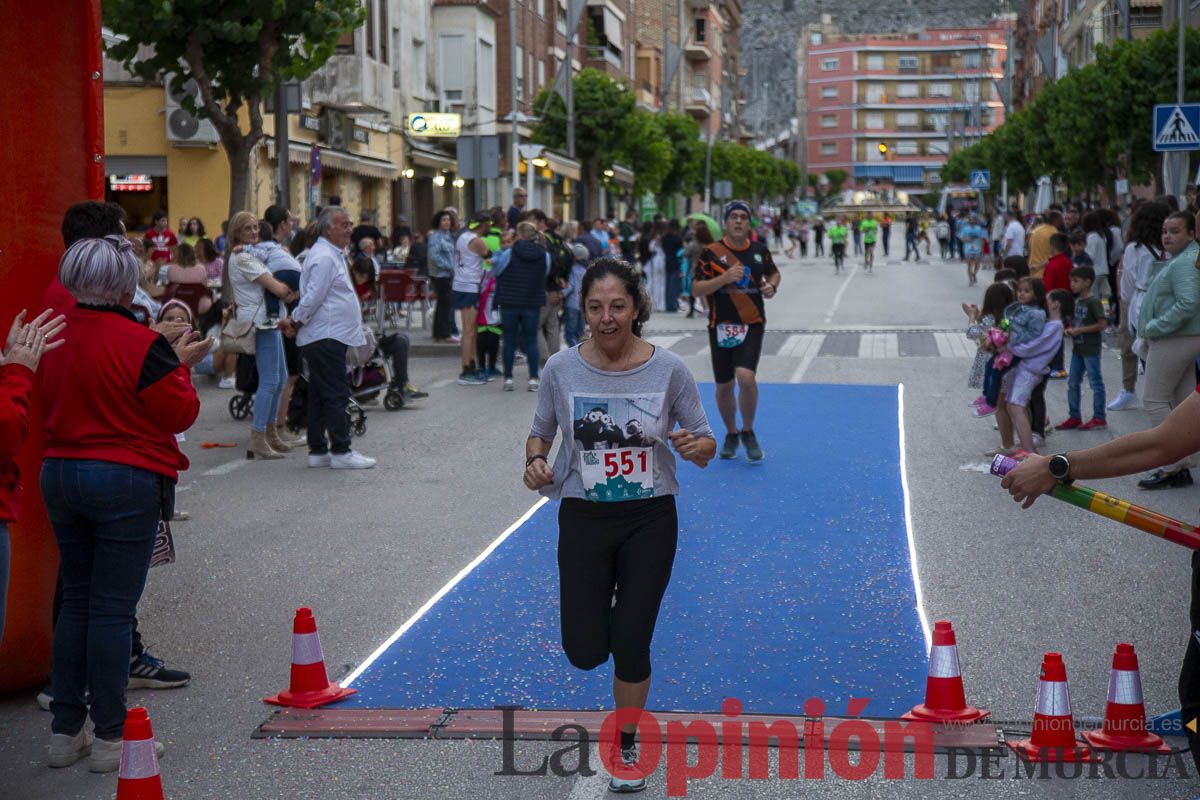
[942,24,1200,195]
[657,112,705,198]
[614,109,672,198]
[104,0,363,216]
[535,69,799,202]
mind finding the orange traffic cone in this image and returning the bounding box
[264,607,356,709]
[117,707,163,800]
[1083,643,1170,753]
[1008,652,1094,762]
[903,620,989,724]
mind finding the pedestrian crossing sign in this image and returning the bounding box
[1153,104,1200,152]
[969,170,990,190]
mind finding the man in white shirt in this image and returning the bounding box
[1002,207,1026,258]
[282,206,376,470]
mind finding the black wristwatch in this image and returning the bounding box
[1048,453,1072,483]
[525,454,548,468]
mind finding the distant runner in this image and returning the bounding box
[692,200,781,463]
[860,213,879,272]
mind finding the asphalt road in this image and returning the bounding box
[1,236,1196,799]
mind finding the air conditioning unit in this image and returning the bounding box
[321,108,352,151]
[165,75,219,146]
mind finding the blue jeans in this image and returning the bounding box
[1068,352,1106,421]
[563,307,583,348]
[253,328,288,432]
[0,520,8,645]
[502,307,541,379]
[41,459,162,740]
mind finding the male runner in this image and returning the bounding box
[692,200,781,463]
[860,213,879,272]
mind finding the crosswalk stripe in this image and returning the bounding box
[934,332,974,359]
[858,333,898,359]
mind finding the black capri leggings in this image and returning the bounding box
[558,495,678,683]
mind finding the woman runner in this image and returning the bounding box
[523,258,716,793]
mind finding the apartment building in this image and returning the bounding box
[805,23,1009,192]
[634,0,742,139]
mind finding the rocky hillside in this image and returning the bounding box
[739,0,1006,142]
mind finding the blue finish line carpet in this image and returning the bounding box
[341,383,930,716]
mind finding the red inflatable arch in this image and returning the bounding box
[0,1,104,691]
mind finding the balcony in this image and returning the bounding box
[686,0,714,8]
[306,54,391,114]
[685,38,712,61]
[685,85,714,116]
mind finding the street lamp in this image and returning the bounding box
[453,177,466,188]
[401,168,415,179]
[433,174,446,187]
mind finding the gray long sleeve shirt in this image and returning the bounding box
[530,345,713,502]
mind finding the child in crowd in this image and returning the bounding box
[197,237,224,282]
[562,242,588,348]
[476,257,502,380]
[1002,255,1030,279]
[992,279,1063,458]
[350,255,376,304]
[978,277,1047,416]
[993,268,1018,290]
[1068,230,1093,269]
[965,282,1015,410]
[1056,265,1108,430]
[1042,233,1073,378]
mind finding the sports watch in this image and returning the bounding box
[1048,453,1072,483]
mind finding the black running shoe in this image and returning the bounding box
[719,432,740,459]
[128,651,191,689]
[741,430,764,462]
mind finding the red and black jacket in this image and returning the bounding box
[39,304,198,481]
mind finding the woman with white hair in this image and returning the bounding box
[38,235,209,772]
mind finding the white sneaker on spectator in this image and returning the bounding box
[218,376,236,389]
[1107,390,1138,411]
[88,736,163,774]
[48,729,92,768]
[307,453,332,468]
[331,451,376,470]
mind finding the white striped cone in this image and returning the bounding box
[264,607,356,709]
[116,707,163,800]
[903,620,988,723]
[1084,643,1169,752]
[1008,652,1094,762]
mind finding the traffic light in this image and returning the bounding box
[877,142,894,161]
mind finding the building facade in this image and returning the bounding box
[804,23,1009,192]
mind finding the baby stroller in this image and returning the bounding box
[346,327,410,411]
[227,354,257,420]
[285,375,368,438]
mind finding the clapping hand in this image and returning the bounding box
[1,309,66,371]
[152,319,193,345]
[669,428,711,468]
[171,329,214,368]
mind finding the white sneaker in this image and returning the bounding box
[1031,433,1044,449]
[217,376,236,390]
[331,451,376,470]
[1107,390,1138,411]
[48,729,92,768]
[307,453,332,468]
[528,378,540,392]
[503,378,514,392]
[88,736,164,774]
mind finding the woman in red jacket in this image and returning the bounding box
[39,235,210,773]
[0,309,66,644]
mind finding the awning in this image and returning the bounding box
[608,162,634,187]
[407,142,458,172]
[267,140,398,180]
[893,166,925,184]
[543,149,582,181]
[603,8,623,49]
[104,155,167,176]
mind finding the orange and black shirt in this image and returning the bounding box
[694,238,779,328]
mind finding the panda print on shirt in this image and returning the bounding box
[571,392,665,501]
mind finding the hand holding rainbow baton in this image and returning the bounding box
[990,454,1200,550]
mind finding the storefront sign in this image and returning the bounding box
[109,174,153,192]
[301,114,322,132]
[352,127,369,145]
[407,113,461,138]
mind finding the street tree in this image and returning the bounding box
[614,109,672,199]
[104,1,363,217]
[656,112,705,199]
[533,69,638,193]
